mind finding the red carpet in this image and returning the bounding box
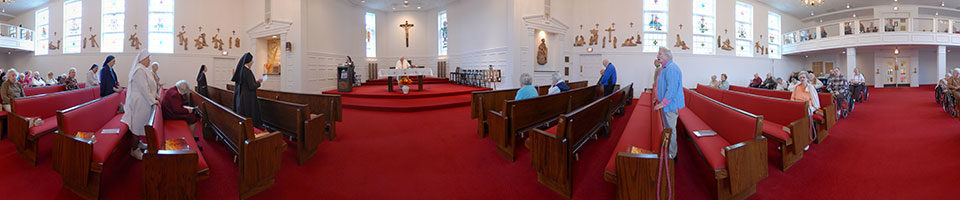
[0,86,958,199]
[323,83,490,112]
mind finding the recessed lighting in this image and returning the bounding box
[360,0,365,3]
[819,18,823,23]
[846,3,851,9]
[272,35,278,38]
[853,13,857,18]
[404,0,409,4]
[811,11,815,16]
[893,0,897,2]
[936,12,940,16]
[392,7,396,10]
[942,2,946,7]
[417,6,421,9]
[893,6,899,11]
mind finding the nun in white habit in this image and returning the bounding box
[121,50,159,159]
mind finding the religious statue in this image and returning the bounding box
[588,24,599,46]
[194,27,209,50]
[674,34,689,50]
[49,32,61,50]
[129,25,142,50]
[177,26,189,51]
[602,36,607,48]
[612,36,618,49]
[720,29,733,51]
[573,25,586,47]
[399,21,415,48]
[233,30,241,48]
[88,27,99,48]
[212,28,225,51]
[621,36,637,46]
[536,38,548,65]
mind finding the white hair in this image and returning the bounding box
[551,73,562,82]
[68,67,77,74]
[520,73,533,86]
[658,46,673,60]
[175,80,192,95]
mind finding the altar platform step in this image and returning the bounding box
[362,78,451,85]
[323,83,490,112]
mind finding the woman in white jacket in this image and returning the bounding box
[121,50,159,160]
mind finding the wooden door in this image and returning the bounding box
[825,62,834,75]
[813,62,824,76]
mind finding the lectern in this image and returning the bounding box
[337,64,355,92]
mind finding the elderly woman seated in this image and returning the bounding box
[161,80,199,135]
[62,68,80,90]
[514,73,538,100]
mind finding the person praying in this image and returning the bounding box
[599,59,617,96]
[122,50,159,160]
[86,64,100,87]
[232,53,264,127]
[547,73,569,95]
[100,55,121,97]
[196,65,208,97]
[162,80,199,135]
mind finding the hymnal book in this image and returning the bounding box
[693,130,717,137]
[74,132,96,143]
[164,138,190,151]
[101,129,121,134]
[629,146,654,154]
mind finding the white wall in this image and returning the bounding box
[6,0,247,91]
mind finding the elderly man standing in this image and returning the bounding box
[654,47,684,159]
[599,59,618,95]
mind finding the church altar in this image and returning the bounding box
[378,68,435,92]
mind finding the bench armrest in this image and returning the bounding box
[240,131,286,199]
[52,132,93,187]
[142,150,200,200]
[529,128,568,179]
[7,112,30,151]
[614,152,671,200]
[299,113,326,165]
[789,116,811,153]
[724,136,769,195]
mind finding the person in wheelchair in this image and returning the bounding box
[937,72,951,105]
[943,69,960,115]
[849,68,867,102]
[827,68,852,117]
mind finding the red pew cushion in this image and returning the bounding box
[0,111,7,117]
[690,134,731,170]
[92,115,129,163]
[762,121,790,141]
[604,96,654,177]
[678,108,710,132]
[29,116,58,136]
[162,120,208,171]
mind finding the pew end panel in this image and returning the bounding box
[239,131,287,200]
[471,89,518,138]
[7,112,37,166]
[258,97,317,165]
[485,109,514,162]
[300,114,326,166]
[614,152,673,200]
[142,150,200,200]
[52,132,97,199]
[529,127,572,199]
[722,136,768,200]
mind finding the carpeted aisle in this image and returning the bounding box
[0,86,958,199]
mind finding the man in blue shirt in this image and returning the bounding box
[599,59,617,96]
[655,47,685,159]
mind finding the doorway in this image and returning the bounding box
[882,57,911,87]
[578,54,602,85]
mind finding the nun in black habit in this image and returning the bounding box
[231,53,263,126]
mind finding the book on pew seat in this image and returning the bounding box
[693,130,717,137]
[73,132,96,143]
[629,146,654,154]
[101,129,121,134]
[164,137,190,151]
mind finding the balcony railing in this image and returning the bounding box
[0,23,35,52]
[782,17,960,54]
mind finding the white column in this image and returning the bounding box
[846,47,856,78]
[939,45,947,80]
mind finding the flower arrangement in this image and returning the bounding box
[400,76,413,85]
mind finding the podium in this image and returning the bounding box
[337,64,355,92]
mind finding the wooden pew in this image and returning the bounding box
[52,91,130,200]
[8,86,101,166]
[697,85,810,171]
[729,85,836,143]
[193,93,286,199]
[226,84,342,141]
[486,85,601,161]
[206,87,326,165]
[142,105,211,200]
[679,89,768,200]
[529,86,626,198]
[602,90,673,200]
[470,80,589,138]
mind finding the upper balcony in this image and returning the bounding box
[0,23,34,52]
[783,6,960,55]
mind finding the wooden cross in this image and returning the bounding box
[604,24,616,42]
[400,21,415,48]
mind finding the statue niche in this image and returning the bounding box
[537,38,548,65]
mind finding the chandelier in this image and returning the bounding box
[801,0,824,7]
[1,0,14,13]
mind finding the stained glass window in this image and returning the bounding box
[149,0,174,54]
[768,12,781,59]
[735,1,753,57]
[102,0,124,53]
[643,0,669,53]
[365,12,376,58]
[35,8,49,56]
[438,10,448,56]
[692,0,715,55]
[63,0,82,54]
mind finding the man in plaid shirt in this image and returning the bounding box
[827,68,851,113]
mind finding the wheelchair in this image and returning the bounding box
[833,91,854,119]
[851,83,868,102]
[943,90,959,118]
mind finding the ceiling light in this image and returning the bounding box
[936,12,940,16]
[942,2,946,7]
[417,6,421,9]
[894,48,900,55]
[811,11,815,16]
[819,18,823,23]
[893,6,899,11]
[801,0,824,7]
[361,0,365,3]
[404,0,409,4]
[846,3,851,9]
[853,13,857,17]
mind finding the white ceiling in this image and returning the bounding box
[0,0,50,21]
[758,0,959,18]
[346,0,456,12]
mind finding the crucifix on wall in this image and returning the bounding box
[400,20,415,48]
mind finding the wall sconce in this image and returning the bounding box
[586,47,593,53]
[894,48,899,55]
[285,42,293,52]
